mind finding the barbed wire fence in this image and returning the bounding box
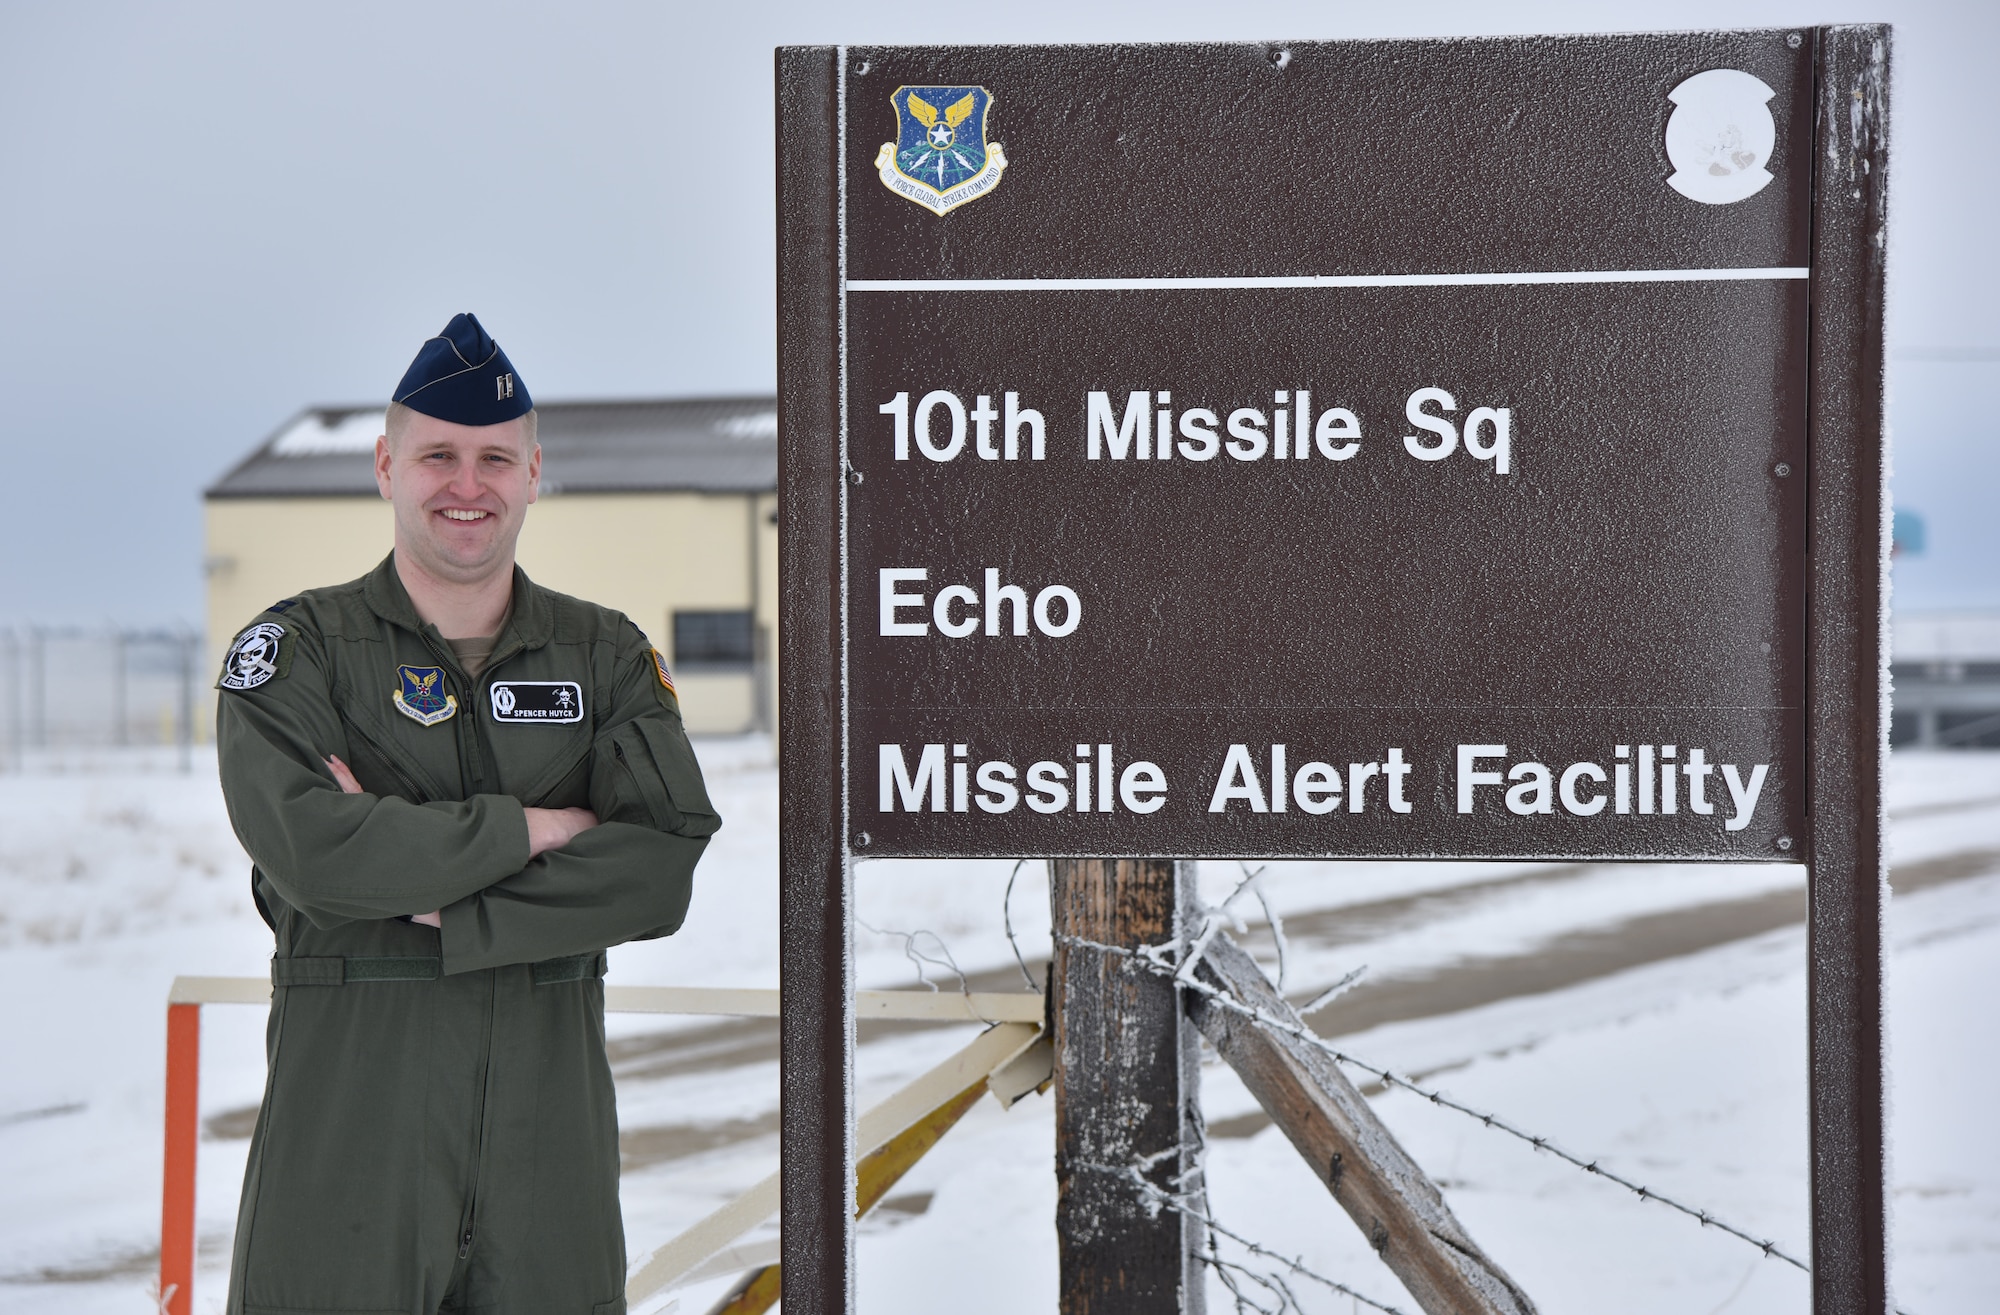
[990,858,1906,1313]
[0,625,205,773]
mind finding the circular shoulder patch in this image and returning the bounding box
[219,622,287,691]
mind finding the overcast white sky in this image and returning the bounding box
[0,0,1992,626]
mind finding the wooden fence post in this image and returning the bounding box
[1052,858,1204,1314]
[1189,932,1536,1315]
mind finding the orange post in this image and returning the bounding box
[159,1002,200,1315]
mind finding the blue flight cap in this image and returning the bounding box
[392,313,533,425]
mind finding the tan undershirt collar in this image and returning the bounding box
[444,602,513,680]
[446,634,499,680]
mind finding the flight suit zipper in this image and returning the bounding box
[419,625,526,1275]
[456,969,500,1267]
[422,631,521,799]
[417,636,486,797]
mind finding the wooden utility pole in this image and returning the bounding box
[1052,859,1204,1314]
[1189,932,1536,1315]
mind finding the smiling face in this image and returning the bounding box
[374,408,540,589]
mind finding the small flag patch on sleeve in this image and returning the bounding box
[649,648,679,710]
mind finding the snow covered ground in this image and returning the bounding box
[0,742,1994,1313]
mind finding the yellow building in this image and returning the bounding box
[205,398,778,735]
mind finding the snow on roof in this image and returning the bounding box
[1893,610,2000,662]
[269,410,389,455]
[207,396,779,498]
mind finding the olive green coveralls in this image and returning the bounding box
[216,555,719,1315]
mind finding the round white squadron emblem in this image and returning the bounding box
[220,622,285,690]
[1665,68,1778,206]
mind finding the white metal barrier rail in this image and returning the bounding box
[158,976,1046,1315]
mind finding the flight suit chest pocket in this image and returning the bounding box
[484,681,594,805]
[506,729,594,808]
[335,696,457,803]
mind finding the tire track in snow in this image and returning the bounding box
[195,848,2000,1167]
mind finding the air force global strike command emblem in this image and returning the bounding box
[218,623,287,691]
[875,86,1007,215]
[393,665,458,726]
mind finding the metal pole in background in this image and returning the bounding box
[113,628,129,748]
[3,629,19,772]
[27,626,44,752]
[177,629,195,773]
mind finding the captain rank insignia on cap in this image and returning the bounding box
[393,665,457,726]
[393,313,532,427]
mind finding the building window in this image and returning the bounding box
[673,610,754,671]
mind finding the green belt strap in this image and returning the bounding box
[272,952,604,987]
[270,956,439,986]
[531,952,607,985]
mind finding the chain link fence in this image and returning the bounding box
[0,627,205,772]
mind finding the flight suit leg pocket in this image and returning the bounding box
[589,718,720,839]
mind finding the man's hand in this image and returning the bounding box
[327,755,447,927]
[525,806,601,858]
[325,754,364,794]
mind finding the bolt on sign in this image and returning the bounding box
[777,25,1888,1314]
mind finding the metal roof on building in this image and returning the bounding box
[206,396,779,498]
[1894,610,2000,663]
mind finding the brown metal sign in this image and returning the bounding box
[777,25,1888,1314]
[836,35,1816,861]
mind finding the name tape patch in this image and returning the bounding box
[490,680,584,724]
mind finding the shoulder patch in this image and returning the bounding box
[217,622,292,692]
[649,648,679,711]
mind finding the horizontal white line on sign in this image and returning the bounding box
[846,267,1812,292]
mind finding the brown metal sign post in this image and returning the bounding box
[778,25,1888,1314]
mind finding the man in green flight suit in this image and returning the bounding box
[215,313,718,1315]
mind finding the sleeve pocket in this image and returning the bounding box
[590,716,723,839]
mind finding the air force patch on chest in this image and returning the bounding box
[393,665,457,726]
[218,623,288,691]
[875,86,1007,215]
[490,680,584,725]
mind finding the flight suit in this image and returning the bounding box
[215,553,719,1315]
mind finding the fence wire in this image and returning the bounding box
[1078,1144,1409,1315]
[1055,909,1922,1311]
[889,862,1907,1312]
[0,625,204,770]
